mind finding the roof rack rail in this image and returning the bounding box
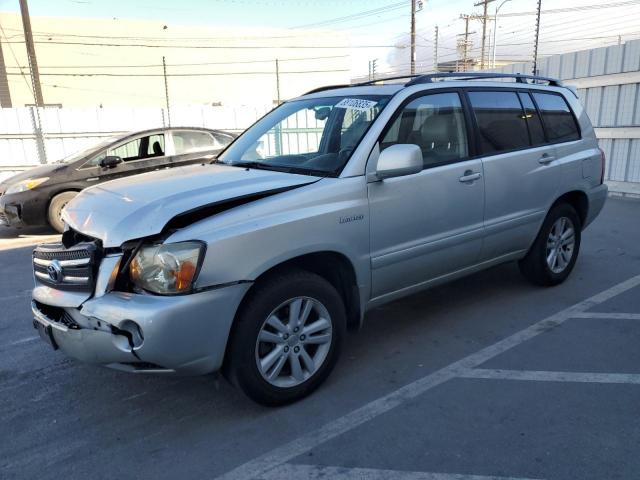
[304,84,352,95]
[304,75,423,95]
[405,72,563,87]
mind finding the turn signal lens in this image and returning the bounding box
[106,257,122,292]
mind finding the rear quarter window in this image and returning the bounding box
[532,92,580,143]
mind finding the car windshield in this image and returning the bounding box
[218,94,391,175]
[57,136,121,164]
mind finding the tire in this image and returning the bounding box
[47,191,77,233]
[519,202,582,287]
[225,269,346,406]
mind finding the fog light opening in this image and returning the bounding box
[112,320,144,353]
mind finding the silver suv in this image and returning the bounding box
[31,73,607,405]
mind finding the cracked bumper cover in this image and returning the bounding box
[32,283,251,375]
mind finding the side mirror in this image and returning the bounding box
[376,144,422,180]
[100,155,123,169]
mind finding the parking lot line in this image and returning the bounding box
[571,312,640,320]
[460,368,640,385]
[216,273,640,480]
[257,463,543,480]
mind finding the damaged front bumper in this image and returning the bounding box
[32,282,251,375]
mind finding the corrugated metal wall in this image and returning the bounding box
[491,40,640,184]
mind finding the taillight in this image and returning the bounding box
[598,147,606,185]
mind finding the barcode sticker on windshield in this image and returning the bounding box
[335,98,377,111]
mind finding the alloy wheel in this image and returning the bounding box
[255,296,332,388]
[546,216,575,274]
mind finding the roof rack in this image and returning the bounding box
[303,72,563,96]
[404,72,563,87]
[303,75,422,95]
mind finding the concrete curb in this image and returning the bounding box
[606,181,640,199]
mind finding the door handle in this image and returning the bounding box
[539,153,556,164]
[459,171,482,183]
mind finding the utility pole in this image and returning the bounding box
[162,56,171,127]
[433,25,439,72]
[458,15,474,72]
[532,0,542,74]
[19,0,43,106]
[474,0,495,70]
[368,58,378,80]
[275,58,281,104]
[410,0,417,75]
[0,35,12,107]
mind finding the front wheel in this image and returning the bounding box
[225,270,346,406]
[519,203,581,286]
[48,191,77,233]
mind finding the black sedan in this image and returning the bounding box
[0,127,235,232]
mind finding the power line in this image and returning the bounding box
[4,54,350,70]
[4,68,350,77]
[2,40,394,49]
[292,1,407,29]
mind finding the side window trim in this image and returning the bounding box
[515,91,533,147]
[528,90,582,145]
[519,91,549,145]
[377,88,475,171]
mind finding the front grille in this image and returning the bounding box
[33,241,99,292]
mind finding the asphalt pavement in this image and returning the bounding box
[1,197,639,480]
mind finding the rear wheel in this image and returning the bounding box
[225,269,346,406]
[519,203,581,286]
[47,191,77,233]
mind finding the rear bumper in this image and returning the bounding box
[584,183,608,229]
[32,283,251,375]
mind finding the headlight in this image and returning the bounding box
[129,241,205,294]
[4,177,49,194]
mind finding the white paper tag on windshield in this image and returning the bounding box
[335,98,377,111]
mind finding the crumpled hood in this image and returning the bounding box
[63,163,319,247]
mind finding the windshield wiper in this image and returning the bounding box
[226,161,330,177]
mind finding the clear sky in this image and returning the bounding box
[2,0,640,77]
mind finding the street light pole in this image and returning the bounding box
[492,0,511,69]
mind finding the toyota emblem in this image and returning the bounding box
[46,260,63,283]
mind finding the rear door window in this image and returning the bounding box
[518,92,546,146]
[532,92,580,143]
[468,91,530,155]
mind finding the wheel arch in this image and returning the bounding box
[549,190,589,229]
[221,250,361,378]
[247,251,361,331]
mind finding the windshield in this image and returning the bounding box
[218,94,391,175]
[57,136,120,164]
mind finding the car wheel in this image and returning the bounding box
[225,269,346,406]
[48,191,77,233]
[519,202,581,286]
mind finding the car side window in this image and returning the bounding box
[381,92,469,168]
[532,92,580,143]
[109,138,142,162]
[468,91,530,155]
[146,134,165,157]
[518,92,546,146]
[173,131,217,154]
